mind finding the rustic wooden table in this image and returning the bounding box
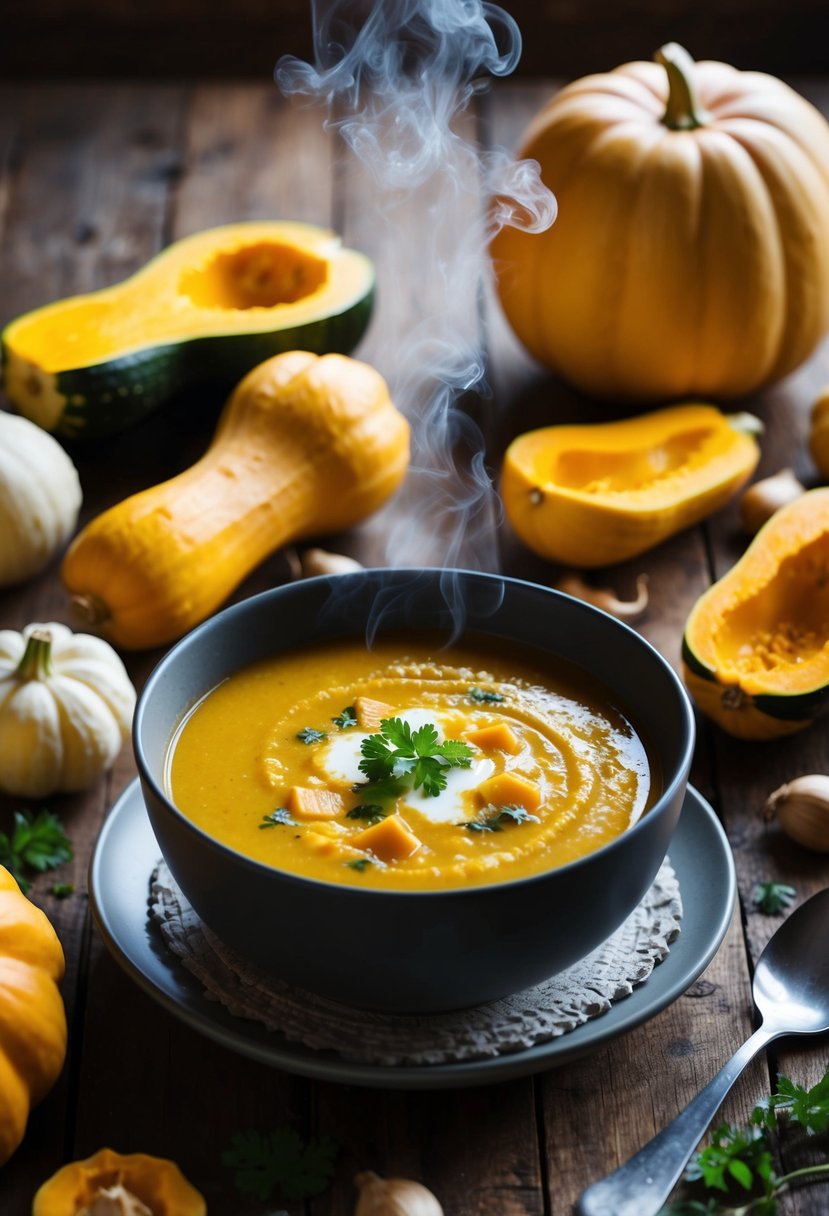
[2,74,829,1216]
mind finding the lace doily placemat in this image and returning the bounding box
[149,860,681,1067]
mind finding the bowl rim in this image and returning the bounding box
[133,566,696,901]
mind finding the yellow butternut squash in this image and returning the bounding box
[61,352,410,649]
[501,403,760,567]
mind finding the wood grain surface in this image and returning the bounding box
[1,75,829,1215]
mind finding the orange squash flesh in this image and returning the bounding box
[501,403,760,567]
[32,1148,206,1216]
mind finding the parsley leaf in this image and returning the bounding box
[357,717,474,799]
[347,858,374,872]
[260,809,296,828]
[753,881,796,915]
[297,727,326,745]
[0,809,73,893]
[766,1072,829,1135]
[684,1121,774,1194]
[333,706,357,729]
[50,882,75,899]
[221,1128,338,1203]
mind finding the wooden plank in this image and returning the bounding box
[0,80,188,1210]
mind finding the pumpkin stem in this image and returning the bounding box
[71,593,112,628]
[16,629,53,680]
[656,42,710,130]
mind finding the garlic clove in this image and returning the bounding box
[78,1184,154,1216]
[764,774,829,852]
[738,468,805,535]
[557,572,648,621]
[295,548,365,578]
[355,1169,444,1216]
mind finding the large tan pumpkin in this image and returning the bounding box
[491,44,829,401]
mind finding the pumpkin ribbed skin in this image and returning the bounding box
[682,487,829,738]
[32,1147,206,1216]
[61,351,410,650]
[0,866,66,1165]
[491,46,829,401]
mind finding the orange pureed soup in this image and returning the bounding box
[166,634,660,891]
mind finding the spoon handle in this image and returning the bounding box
[574,1025,776,1216]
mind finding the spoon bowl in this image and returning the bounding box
[576,887,829,1216]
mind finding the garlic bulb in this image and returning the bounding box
[557,572,648,621]
[355,1170,443,1216]
[739,468,805,534]
[764,775,829,852]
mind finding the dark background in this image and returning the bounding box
[5,0,828,80]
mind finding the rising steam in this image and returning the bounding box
[277,0,556,591]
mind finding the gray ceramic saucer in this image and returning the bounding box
[89,780,735,1090]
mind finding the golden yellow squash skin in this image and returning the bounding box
[61,351,410,650]
[0,865,67,1165]
[491,44,829,401]
[501,403,760,567]
[32,1147,206,1216]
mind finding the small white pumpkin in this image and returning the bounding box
[0,411,82,587]
[0,622,136,797]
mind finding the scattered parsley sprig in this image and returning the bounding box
[222,1128,338,1203]
[465,803,539,832]
[357,717,474,799]
[753,881,796,916]
[661,1067,829,1214]
[0,809,73,893]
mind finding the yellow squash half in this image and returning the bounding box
[682,488,829,739]
[501,403,760,567]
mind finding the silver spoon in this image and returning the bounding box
[575,886,829,1216]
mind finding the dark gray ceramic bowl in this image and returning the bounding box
[134,568,694,1013]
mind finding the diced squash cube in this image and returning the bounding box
[466,722,521,754]
[475,772,541,811]
[351,814,422,862]
[354,695,396,731]
[286,786,345,820]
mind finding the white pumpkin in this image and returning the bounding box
[0,622,136,797]
[0,411,82,587]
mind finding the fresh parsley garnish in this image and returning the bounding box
[346,804,388,824]
[347,858,373,872]
[50,882,75,899]
[260,809,296,828]
[221,1127,338,1203]
[753,881,796,915]
[0,809,73,893]
[465,803,539,832]
[468,686,504,704]
[357,717,474,799]
[661,1066,829,1213]
[297,727,326,745]
[333,706,357,729]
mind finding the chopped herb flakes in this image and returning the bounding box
[464,803,539,832]
[260,809,296,828]
[297,727,326,745]
[50,882,75,898]
[346,804,388,824]
[347,858,373,872]
[332,706,357,729]
[468,686,504,704]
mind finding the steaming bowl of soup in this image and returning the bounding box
[134,568,694,1012]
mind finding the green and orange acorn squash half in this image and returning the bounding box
[0,221,374,438]
[682,488,829,739]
